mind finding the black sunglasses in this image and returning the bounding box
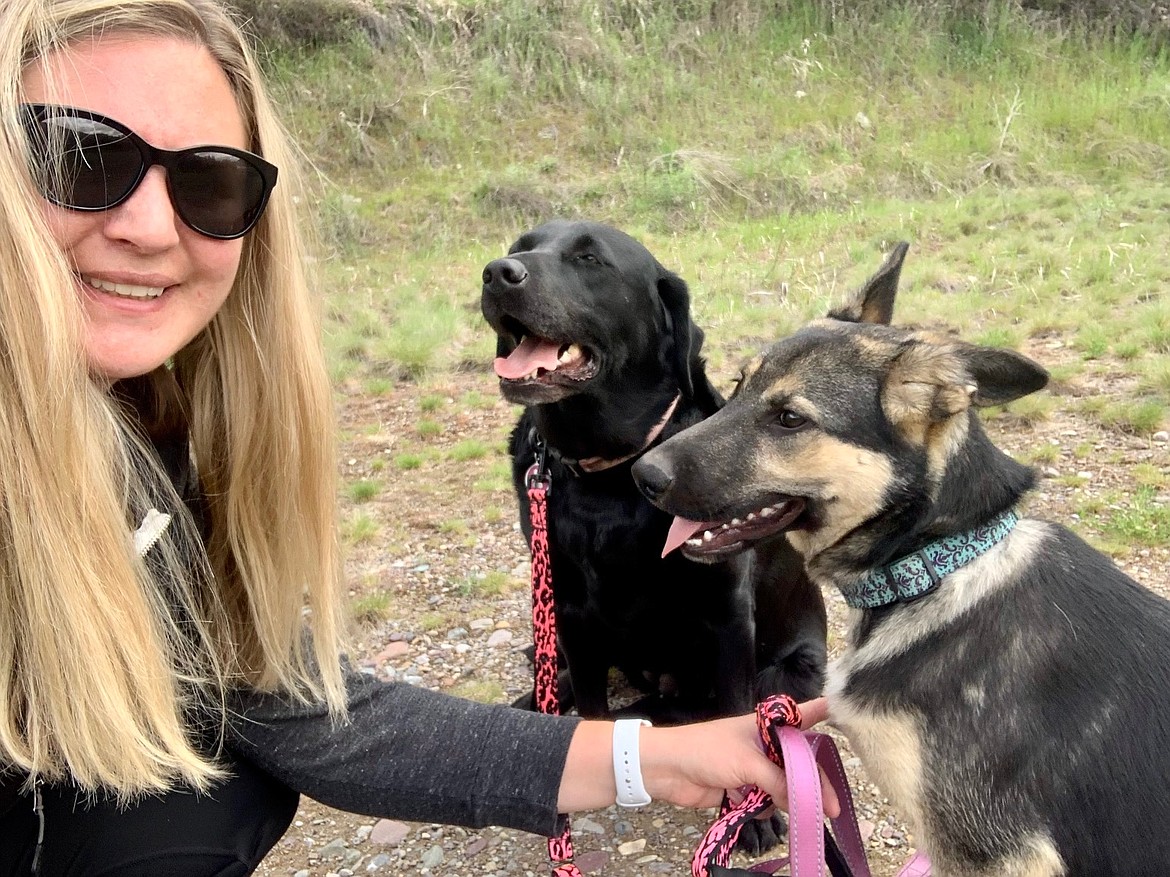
[20,103,278,240]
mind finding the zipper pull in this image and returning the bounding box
[133,508,173,557]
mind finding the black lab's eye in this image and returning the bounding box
[776,409,807,430]
[577,252,599,263]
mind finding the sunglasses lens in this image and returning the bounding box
[171,150,268,238]
[28,112,144,209]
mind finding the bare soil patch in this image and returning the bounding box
[257,356,1168,877]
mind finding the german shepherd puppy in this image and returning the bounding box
[480,220,827,727]
[632,242,1170,875]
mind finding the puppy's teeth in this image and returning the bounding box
[760,507,775,518]
[746,512,756,521]
[686,538,702,547]
[703,531,715,542]
[558,343,581,364]
[731,517,743,526]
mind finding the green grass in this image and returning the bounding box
[350,591,393,625]
[458,570,513,598]
[259,1,1169,441]
[346,479,381,503]
[1100,486,1170,546]
[342,511,379,544]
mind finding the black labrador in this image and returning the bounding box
[480,220,827,729]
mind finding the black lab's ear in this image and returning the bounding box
[829,241,910,326]
[657,271,697,398]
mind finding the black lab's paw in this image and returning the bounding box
[733,811,786,856]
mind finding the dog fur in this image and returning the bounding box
[632,242,1170,875]
[480,220,828,726]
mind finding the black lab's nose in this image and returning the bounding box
[631,458,672,503]
[482,257,529,291]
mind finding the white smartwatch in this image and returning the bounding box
[612,718,652,808]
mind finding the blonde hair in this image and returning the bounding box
[0,0,347,797]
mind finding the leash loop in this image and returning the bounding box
[691,695,882,877]
[526,447,584,877]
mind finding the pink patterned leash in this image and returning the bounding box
[526,442,585,877]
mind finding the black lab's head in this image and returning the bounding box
[481,220,709,407]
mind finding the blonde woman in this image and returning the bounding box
[0,0,829,873]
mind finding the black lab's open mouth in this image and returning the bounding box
[661,498,806,562]
[493,334,598,401]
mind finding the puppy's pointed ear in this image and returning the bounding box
[961,345,1049,407]
[658,271,697,398]
[829,241,910,326]
[885,339,1049,439]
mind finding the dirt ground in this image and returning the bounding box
[256,335,1168,877]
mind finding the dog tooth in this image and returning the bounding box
[760,506,775,517]
[746,512,756,521]
[703,531,715,542]
[731,517,743,526]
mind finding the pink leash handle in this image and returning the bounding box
[691,696,875,877]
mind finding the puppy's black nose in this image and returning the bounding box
[482,257,529,290]
[631,458,672,503]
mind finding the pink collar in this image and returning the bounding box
[574,393,682,473]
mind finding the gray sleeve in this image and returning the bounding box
[225,672,581,836]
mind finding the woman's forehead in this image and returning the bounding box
[22,34,247,151]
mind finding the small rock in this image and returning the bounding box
[575,850,610,872]
[420,845,445,868]
[1154,431,1168,443]
[294,871,310,877]
[572,816,605,834]
[319,838,348,860]
[370,819,411,846]
[446,627,468,640]
[469,617,495,630]
[487,629,513,648]
[367,853,390,871]
[374,641,409,662]
[466,837,488,856]
[617,839,647,856]
[855,111,872,129]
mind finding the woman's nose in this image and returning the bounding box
[101,166,182,250]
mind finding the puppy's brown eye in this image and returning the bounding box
[777,409,807,430]
[577,253,599,263]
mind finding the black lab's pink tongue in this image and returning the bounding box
[662,516,714,558]
[494,337,562,379]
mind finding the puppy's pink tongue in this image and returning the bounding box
[662,516,710,558]
[494,337,562,379]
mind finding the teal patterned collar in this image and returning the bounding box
[842,509,1020,610]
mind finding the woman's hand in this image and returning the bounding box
[639,697,839,817]
[556,697,838,817]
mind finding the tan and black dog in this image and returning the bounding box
[632,242,1170,875]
